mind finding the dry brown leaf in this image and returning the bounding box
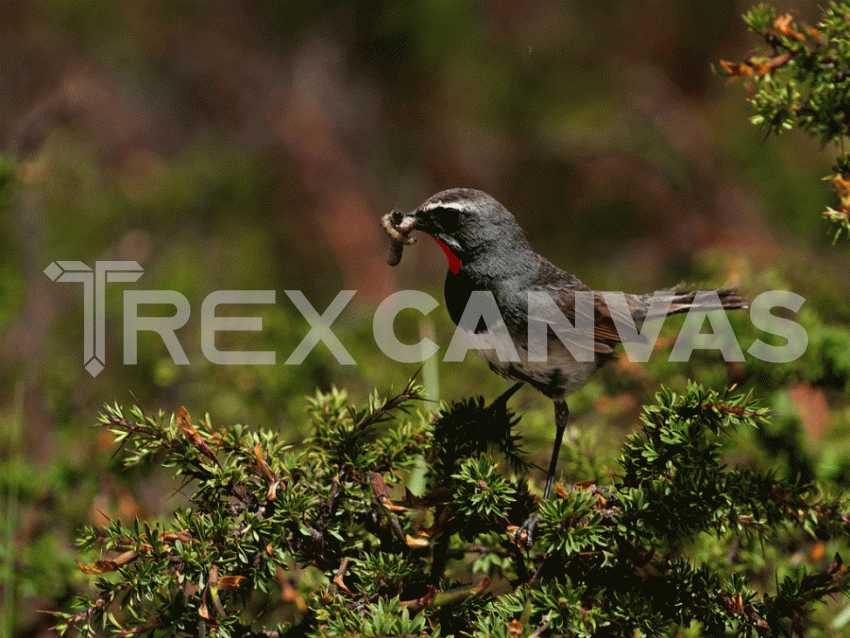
[774,14,806,41]
[218,575,246,590]
[176,406,220,467]
[405,533,430,548]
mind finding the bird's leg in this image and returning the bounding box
[543,400,569,500]
[515,398,569,549]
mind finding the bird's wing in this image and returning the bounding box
[535,260,648,355]
[544,287,633,354]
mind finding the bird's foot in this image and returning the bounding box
[513,514,539,550]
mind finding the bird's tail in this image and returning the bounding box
[668,287,748,315]
[639,287,748,324]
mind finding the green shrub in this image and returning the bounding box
[720,0,850,241]
[55,381,850,637]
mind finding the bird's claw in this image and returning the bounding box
[514,514,539,550]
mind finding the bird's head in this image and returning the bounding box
[387,188,531,273]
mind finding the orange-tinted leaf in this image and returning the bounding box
[218,575,246,590]
[176,406,197,437]
[470,576,490,596]
[176,406,220,467]
[834,174,850,197]
[278,565,309,611]
[405,533,430,548]
[719,59,754,77]
[774,14,805,41]
[333,572,354,595]
[78,561,105,575]
[730,592,744,614]
[806,25,824,45]
[386,501,409,512]
[371,472,407,510]
[254,444,277,482]
[400,585,437,610]
[78,550,138,574]
[163,531,193,544]
[267,481,278,500]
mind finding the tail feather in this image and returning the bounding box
[604,287,748,340]
[667,287,748,315]
[636,287,748,326]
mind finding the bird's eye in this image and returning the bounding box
[438,207,461,230]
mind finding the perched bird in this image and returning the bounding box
[382,188,747,544]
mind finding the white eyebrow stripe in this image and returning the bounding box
[420,200,467,212]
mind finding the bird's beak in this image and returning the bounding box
[396,210,418,235]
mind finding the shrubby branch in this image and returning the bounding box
[719,0,850,241]
[55,379,850,637]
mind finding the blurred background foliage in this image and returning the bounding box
[1,0,850,635]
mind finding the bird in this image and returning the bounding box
[381,187,747,545]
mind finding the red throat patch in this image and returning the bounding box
[431,236,462,274]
